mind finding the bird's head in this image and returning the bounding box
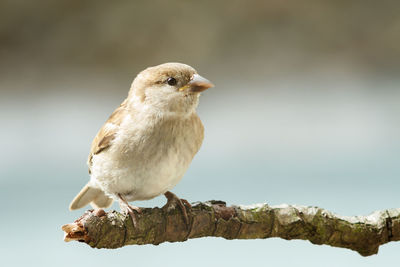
[128,62,214,114]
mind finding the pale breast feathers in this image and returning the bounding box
[87,99,128,173]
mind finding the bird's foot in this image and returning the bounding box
[125,204,142,228]
[162,191,192,226]
[118,194,142,227]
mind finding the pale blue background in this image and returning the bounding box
[1,1,399,266]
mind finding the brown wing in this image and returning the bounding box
[87,99,128,173]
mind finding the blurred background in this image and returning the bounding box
[1,0,399,266]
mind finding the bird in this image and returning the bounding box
[69,62,214,226]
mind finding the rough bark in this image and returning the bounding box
[62,201,400,256]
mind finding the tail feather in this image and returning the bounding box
[69,183,113,210]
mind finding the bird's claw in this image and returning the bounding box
[118,193,142,227]
[163,191,191,226]
[125,205,142,227]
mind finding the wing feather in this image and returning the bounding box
[87,99,128,173]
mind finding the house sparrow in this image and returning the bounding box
[69,62,214,226]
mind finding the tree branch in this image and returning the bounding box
[62,201,400,256]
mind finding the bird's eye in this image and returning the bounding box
[167,77,177,86]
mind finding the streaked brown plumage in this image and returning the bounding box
[87,99,128,172]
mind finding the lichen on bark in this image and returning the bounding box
[62,201,400,256]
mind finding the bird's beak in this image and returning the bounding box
[179,74,214,93]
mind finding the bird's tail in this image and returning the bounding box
[69,183,113,210]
